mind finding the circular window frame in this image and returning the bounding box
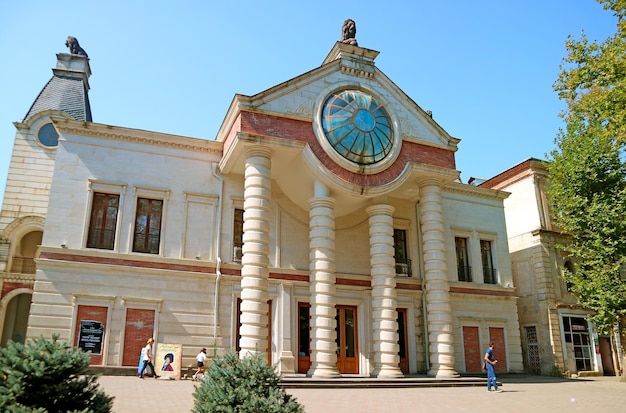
[314,86,400,175]
[36,123,59,148]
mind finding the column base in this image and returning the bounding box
[427,366,460,378]
[307,365,341,378]
[277,352,296,375]
[371,367,404,378]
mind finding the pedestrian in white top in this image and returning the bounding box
[138,338,159,379]
[192,348,208,380]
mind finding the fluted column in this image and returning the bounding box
[367,204,404,378]
[239,147,271,360]
[420,180,459,377]
[307,195,340,378]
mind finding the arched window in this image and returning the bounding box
[10,231,42,274]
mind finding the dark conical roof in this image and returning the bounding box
[23,53,92,122]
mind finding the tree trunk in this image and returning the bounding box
[613,318,626,382]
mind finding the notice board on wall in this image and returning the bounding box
[77,320,104,355]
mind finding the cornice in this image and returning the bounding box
[480,158,547,189]
[450,284,517,298]
[52,119,223,156]
[444,181,511,201]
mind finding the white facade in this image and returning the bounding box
[1,40,524,377]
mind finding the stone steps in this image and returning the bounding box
[279,376,490,388]
[87,366,504,389]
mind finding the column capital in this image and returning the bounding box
[417,178,443,189]
[308,196,336,209]
[366,204,395,217]
[245,145,273,159]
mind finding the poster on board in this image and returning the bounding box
[155,343,183,380]
[77,320,104,355]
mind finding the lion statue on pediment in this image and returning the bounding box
[65,36,88,57]
[341,19,358,46]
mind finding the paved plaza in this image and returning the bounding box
[96,374,626,413]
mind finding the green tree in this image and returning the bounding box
[192,352,304,413]
[0,335,113,412]
[548,0,626,374]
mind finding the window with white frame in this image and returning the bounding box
[132,198,163,254]
[393,229,411,276]
[87,192,120,250]
[131,187,168,255]
[455,236,472,282]
[233,208,244,263]
[480,239,497,284]
[85,181,126,251]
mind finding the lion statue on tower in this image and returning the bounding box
[65,36,88,57]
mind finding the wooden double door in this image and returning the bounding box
[298,304,358,374]
[298,304,409,375]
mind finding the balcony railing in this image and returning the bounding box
[483,267,497,284]
[395,259,412,277]
[10,257,37,274]
[132,233,161,254]
[457,265,472,282]
[233,246,243,263]
[86,227,115,250]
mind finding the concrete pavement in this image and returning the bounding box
[95,374,626,413]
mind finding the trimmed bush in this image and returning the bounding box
[192,352,304,413]
[0,335,113,413]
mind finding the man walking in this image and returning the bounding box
[484,342,502,392]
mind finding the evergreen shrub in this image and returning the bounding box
[0,335,113,413]
[192,352,304,413]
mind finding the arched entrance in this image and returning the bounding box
[1,292,32,346]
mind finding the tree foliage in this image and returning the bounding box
[548,0,626,334]
[0,335,113,413]
[192,352,304,413]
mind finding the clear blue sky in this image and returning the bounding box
[0,1,618,207]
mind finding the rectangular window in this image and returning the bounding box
[455,237,472,282]
[481,239,497,284]
[87,192,119,250]
[132,198,163,254]
[393,229,411,276]
[233,208,244,262]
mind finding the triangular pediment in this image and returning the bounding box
[217,41,460,217]
[217,42,459,151]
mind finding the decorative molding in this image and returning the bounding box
[0,274,36,284]
[450,285,516,297]
[53,124,223,156]
[286,101,314,118]
[340,65,374,79]
[2,215,45,240]
[399,118,417,137]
